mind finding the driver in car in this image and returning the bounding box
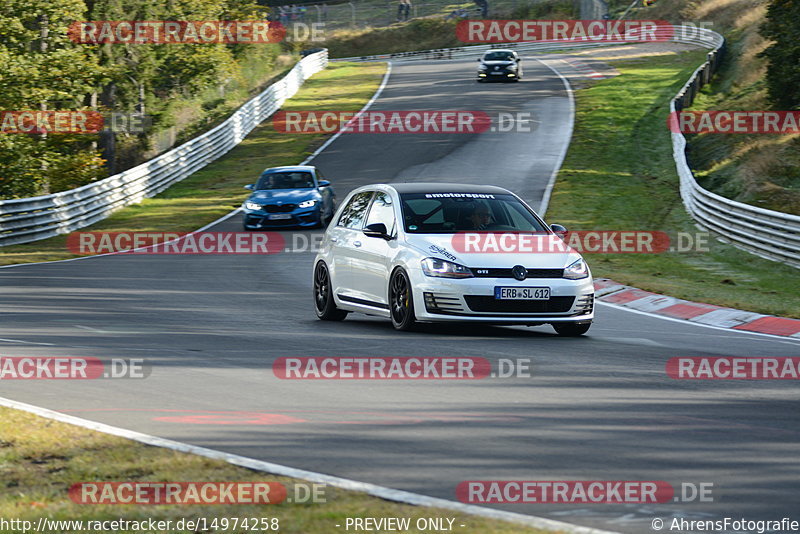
[466,203,492,230]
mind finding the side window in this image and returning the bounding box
[364,193,396,235]
[338,191,373,229]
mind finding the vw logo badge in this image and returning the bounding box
[512,265,527,281]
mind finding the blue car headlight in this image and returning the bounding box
[298,199,317,208]
[244,201,261,210]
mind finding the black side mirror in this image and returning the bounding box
[318,180,331,187]
[477,58,482,62]
[550,224,568,234]
[363,223,391,240]
[244,184,254,190]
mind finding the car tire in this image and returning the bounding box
[313,261,348,321]
[322,204,335,227]
[552,321,591,336]
[389,268,417,331]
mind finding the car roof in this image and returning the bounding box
[261,165,316,174]
[381,183,513,195]
[484,49,516,54]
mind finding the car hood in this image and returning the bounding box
[404,233,581,269]
[247,189,319,203]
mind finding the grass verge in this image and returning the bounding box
[0,62,386,267]
[0,407,551,534]
[546,50,800,318]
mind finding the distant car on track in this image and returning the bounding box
[477,49,522,82]
[242,165,336,230]
[312,183,594,335]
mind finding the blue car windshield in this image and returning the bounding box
[256,172,315,190]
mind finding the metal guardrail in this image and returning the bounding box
[0,50,329,247]
[668,33,800,267]
[337,26,800,268]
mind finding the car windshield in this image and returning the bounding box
[255,171,315,190]
[483,51,514,61]
[399,192,547,234]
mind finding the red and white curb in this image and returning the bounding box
[594,279,800,338]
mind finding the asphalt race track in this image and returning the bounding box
[2,57,799,533]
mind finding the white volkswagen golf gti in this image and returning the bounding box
[312,184,594,335]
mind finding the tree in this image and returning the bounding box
[760,0,800,110]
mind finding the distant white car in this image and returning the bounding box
[312,183,594,335]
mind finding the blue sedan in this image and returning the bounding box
[242,165,336,230]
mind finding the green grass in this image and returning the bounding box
[0,407,553,534]
[546,51,800,318]
[0,62,386,267]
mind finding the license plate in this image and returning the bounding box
[494,287,550,300]
[490,71,503,75]
[268,214,292,220]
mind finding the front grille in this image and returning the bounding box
[464,296,574,313]
[471,268,564,279]
[263,204,297,213]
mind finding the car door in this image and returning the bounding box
[331,190,374,300]
[349,192,398,307]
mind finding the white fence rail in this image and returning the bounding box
[0,50,328,247]
[337,26,800,267]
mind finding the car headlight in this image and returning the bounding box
[244,201,261,210]
[421,258,473,279]
[298,199,317,208]
[506,64,517,70]
[478,64,487,71]
[563,258,589,280]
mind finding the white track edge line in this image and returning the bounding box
[300,61,393,165]
[533,56,575,217]
[0,395,617,534]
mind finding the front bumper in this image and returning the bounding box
[408,268,594,324]
[243,206,321,228]
[478,70,519,80]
